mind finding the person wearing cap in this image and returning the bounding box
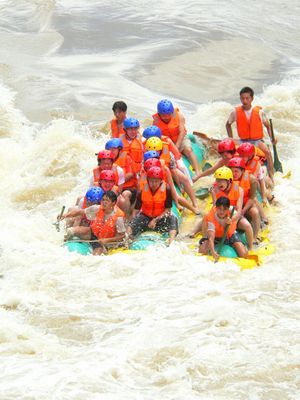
[127,166,178,245]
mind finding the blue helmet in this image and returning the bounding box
[143,126,162,140]
[105,138,124,150]
[157,99,174,114]
[143,150,160,161]
[85,186,104,204]
[123,117,140,129]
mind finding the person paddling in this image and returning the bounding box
[226,86,275,181]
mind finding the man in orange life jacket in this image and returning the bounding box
[126,166,178,245]
[211,166,254,251]
[91,150,125,190]
[228,157,261,244]
[193,138,237,183]
[65,186,104,228]
[62,191,126,255]
[111,101,127,138]
[105,137,137,218]
[199,196,248,261]
[144,136,200,213]
[152,99,201,176]
[225,86,275,181]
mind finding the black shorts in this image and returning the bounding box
[90,233,104,250]
[199,232,242,246]
[129,212,178,237]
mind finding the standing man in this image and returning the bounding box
[225,86,275,181]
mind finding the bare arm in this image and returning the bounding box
[175,112,187,149]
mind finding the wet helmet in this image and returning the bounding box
[157,99,174,114]
[99,170,116,182]
[123,117,140,129]
[143,150,160,161]
[228,157,246,169]
[105,138,124,150]
[237,142,255,158]
[214,166,233,181]
[142,126,162,140]
[147,166,164,180]
[145,137,163,151]
[217,138,236,153]
[85,186,104,203]
[144,158,162,171]
[97,150,114,160]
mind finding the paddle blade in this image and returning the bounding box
[195,187,210,199]
[272,144,283,172]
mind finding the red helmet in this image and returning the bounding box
[144,158,162,171]
[237,142,255,158]
[228,157,246,169]
[99,169,116,182]
[217,138,236,153]
[147,166,164,180]
[97,150,114,160]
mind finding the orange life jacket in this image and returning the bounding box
[91,205,124,239]
[236,105,264,140]
[255,146,266,164]
[235,171,251,205]
[162,135,181,160]
[141,182,167,218]
[92,165,120,186]
[139,168,167,190]
[152,108,186,144]
[245,156,260,177]
[111,118,126,138]
[214,181,240,207]
[206,206,237,239]
[119,134,143,173]
[115,152,137,189]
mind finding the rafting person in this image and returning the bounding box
[211,166,255,250]
[199,196,248,261]
[110,101,127,138]
[65,186,104,228]
[105,137,139,219]
[91,150,124,190]
[126,166,178,245]
[119,117,143,176]
[144,136,200,213]
[227,157,261,244]
[225,86,275,181]
[63,191,126,255]
[192,138,237,183]
[152,99,201,176]
[141,156,200,214]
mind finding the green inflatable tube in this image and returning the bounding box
[64,241,92,255]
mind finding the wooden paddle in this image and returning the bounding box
[269,119,283,173]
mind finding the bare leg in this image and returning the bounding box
[65,226,91,241]
[258,141,274,181]
[246,205,261,241]
[232,242,248,258]
[237,217,253,251]
[182,146,201,175]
